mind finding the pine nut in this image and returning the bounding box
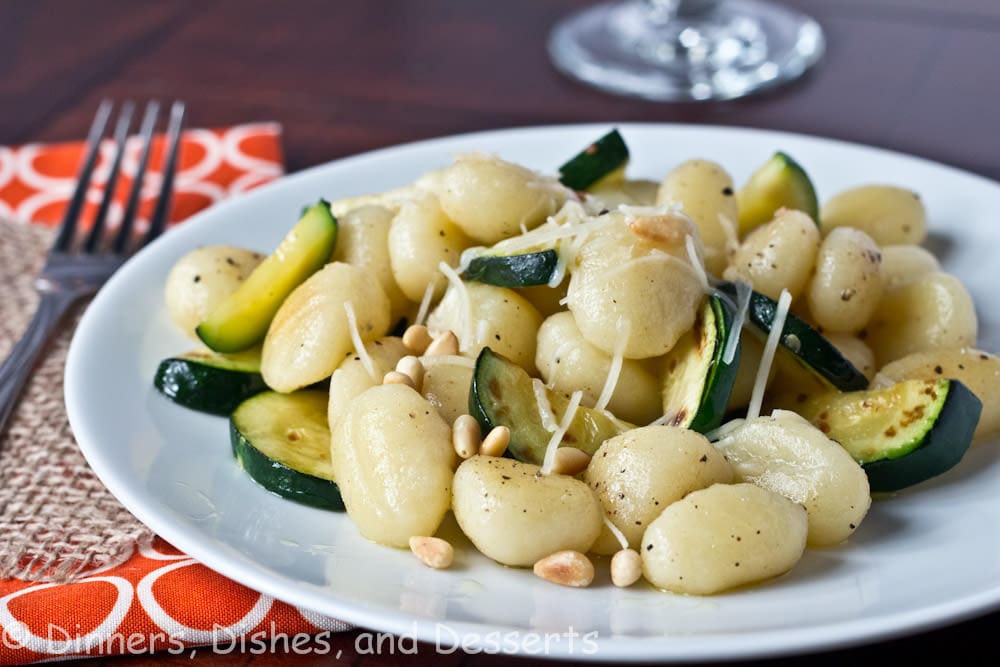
[533,550,594,588]
[628,212,691,245]
[425,330,459,356]
[409,536,454,569]
[550,447,591,476]
[395,355,425,392]
[452,414,481,459]
[383,371,415,389]
[479,425,510,457]
[402,324,433,354]
[610,548,642,588]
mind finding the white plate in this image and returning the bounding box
[65,124,1000,661]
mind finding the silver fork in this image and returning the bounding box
[0,100,186,436]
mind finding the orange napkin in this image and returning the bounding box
[0,124,350,664]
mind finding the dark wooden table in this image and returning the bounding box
[2,0,999,664]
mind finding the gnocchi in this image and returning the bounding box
[452,456,602,567]
[156,130,995,600]
[585,426,733,551]
[261,262,390,392]
[820,185,927,245]
[641,483,808,595]
[164,245,264,339]
[806,227,883,334]
[331,384,455,547]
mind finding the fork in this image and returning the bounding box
[0,100,186,437]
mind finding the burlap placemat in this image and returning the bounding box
[0,218,153,582]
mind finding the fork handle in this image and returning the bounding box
[0,291,79,437]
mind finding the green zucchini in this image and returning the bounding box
[230,390,345,510]
[154,348,266,415]
[746,290,868,391]
[196,200,337,353]
[558,129,630,191]
[462,249,559,287]
[737,151,818,234]
[661,290,741,433]
[469,347,627,465]
[799,379,981,492]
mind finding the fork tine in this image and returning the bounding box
[52,100,113,252]
[112,101,160,255]
[83,101,135,253]
[142,101,186,248]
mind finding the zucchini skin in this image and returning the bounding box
[154,357,266,415]
[737,151,819,233]
[863,380,981,493]
[196,200,337,353]
[747,290,868,391]
[469,347,624,465]
[689,292,742,433]
[462,249,559,287]
[230,420,345,511]
[558,129,629,191]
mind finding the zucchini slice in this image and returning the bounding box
[154,348,266,415]
[799,379,982,492]
[462,249,559,287]
[196,200,338,353]
[737,151,818,234]
[230,390,345,510]
[661,290,741,433]
[558,129,630,191]
[746,290,868,391]
[469,347,627,465]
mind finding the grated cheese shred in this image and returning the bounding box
[746,288,792,421]
[603,515,629,551]
[438,261,473,351]
[685,234,711,295]
[539,390,583,475]
[594,318,629,412]
[344,300,377,382]
[647,413,671,427]
[415,280,437,327]
[722,280,752,365]
[532,379,559,432]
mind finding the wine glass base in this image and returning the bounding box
[548,0,825,102]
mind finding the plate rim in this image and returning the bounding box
[65,121,1000,661]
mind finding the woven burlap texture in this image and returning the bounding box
[0,218,153,582]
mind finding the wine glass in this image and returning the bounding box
[548,0,825,102]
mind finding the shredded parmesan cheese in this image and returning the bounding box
[414,280,437,327]
[438,261,473,351]
[647,414,671,427]
[602,515,629,551]
[539,390,583,475]
[704,418,746,443]
[685,234,711,295]
[594,318,629,412]
[746,288,792,420]
[457,246,485,273]
[343,301,377,382]
[532,379,559,433]
[722,280,752,365]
